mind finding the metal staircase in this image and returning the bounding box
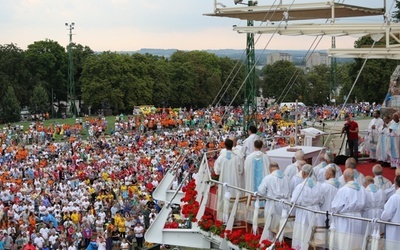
[144,153,218,249]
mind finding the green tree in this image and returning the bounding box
[215,57,245,106]
[81,52,154,113]
[169,61,196,107]
[71,43,94,106]
[148,56,172,107]
[0,43,33,108]
[345,37,399,104]
[0,85,21,123]
[169,50,224,107]
[392,1,400,21]
[304,64,330,106]
[25,39,68,106]
[30,84,50,114]
[261,60,307,104]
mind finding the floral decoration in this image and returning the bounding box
[164,221,179,229]
[198,214,214,232]
[210,219,225,236]
[198,214,225,236]
[180,179,199,222]
[224,229,293,250]
[260,239,293,250]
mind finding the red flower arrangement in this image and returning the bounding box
[224,229,293,250]
[180,179,199,222]
[198,215,214,232]
[198,214,226,236]
[164,221,179,229]
[260,239,292,250]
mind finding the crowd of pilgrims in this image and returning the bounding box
[0,105,398,250]
[0,106,256,250]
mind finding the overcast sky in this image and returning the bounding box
[1,0,394,52]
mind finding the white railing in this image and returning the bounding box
[147,150,400,250]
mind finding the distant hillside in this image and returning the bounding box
[117,48,353,66]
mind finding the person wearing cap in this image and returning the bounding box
[342,113,359,162]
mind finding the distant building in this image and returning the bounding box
[306,52,330,68]
[267,52,292,65]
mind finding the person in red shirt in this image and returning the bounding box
[23,241,36,250]
[342,114,359,162]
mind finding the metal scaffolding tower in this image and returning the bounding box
[65,22,77,117]
[243,0,257,132]
[330,36,337,103]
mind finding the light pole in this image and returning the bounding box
[65,22,77,118]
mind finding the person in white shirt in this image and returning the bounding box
[34,233,45,249]
[289,160,306,194]
[244,140,270,192]
[67,243,77,250]
[385,168,400,199]
[338,157,364,187]
[120,238,129,250]
[319,167,339,216]
[284,149,304,181]
[291,164,323,249]
[361,176,385,234]
[48,231,58,246]
[365,110,384,160]
[214,138,244,222]
[95,215,104,234]
[97,235,106,250]
[381,175,400,248]
[315,152,342,183]
[38,203,47,216]
[331,168,366,250]
[372,164,392,190]
[386,112,400,169]
[376,115,391,166]
[241,125,260,158]
[39,224,49,240]
[258,162,290,240]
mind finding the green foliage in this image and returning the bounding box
[71,43,95,103]
[80,52,127,112]
[25,39,68,102]
[30,84,50,114]
[0,43,33,107]
[170,50,224,107]
[1,39,248,116]
[344,36,399,104]
[261,60,307,104]
[0,85,21,123]
[392,0,400,21]
[303,64,330,105]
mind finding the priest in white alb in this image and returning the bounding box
[214,138,244,222]
[331,168,366,250]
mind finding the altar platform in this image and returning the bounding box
[266,146,325,172]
